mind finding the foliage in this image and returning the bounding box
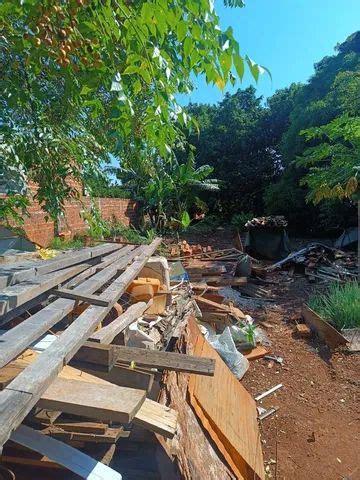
[297,116,360,203]
[231,212,254,232]
[1,0,263,224]
[187,87,281,218]
[108,218,156,244]
[187,214,223,234]
[49,236,84,250]
[307,282,360,330]
[0,195,30,226]
[82,205,111,239]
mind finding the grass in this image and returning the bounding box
[49,237,84,250]
[307,281,360,330]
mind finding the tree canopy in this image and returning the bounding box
[1,0,265,224]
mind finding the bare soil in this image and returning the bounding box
[241,272,360,480]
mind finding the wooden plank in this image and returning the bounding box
[0,245,144,368]
[0,263,89,315]
[112,345,215,375]
[205,276,247,286]
[0,238,161,446]
[89,301,150,344]
[34,409,62,425]
[302,305,348,349]
[243,345,270,361]
[188,317,265,480]
[0,454,63,469]
[38,377,145,423]
[71,342,116,371]
[80,364,154,392]
[50,288,111,307]
[133,398,177,439]
[10,424,123,479]
[52,421,108,434]
[42,425,127,444]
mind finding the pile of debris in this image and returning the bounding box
[267,242,357,282]
[245,215,288,228]
[0,240,266,480]
[169,240,213,257]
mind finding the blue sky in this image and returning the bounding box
[179,0,360,106]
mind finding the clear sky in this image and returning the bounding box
[179,0,360,106]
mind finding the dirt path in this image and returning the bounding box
[241,274,360,480]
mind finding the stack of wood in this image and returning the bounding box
[0,240,219,479]
[245,215,288,228]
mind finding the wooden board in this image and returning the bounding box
[72,342,116,371]
[0,239,161,446]
[38,378,145,423]
[0,263,88,315]
[133,398,177,439]
[42,425,127,444]
[243,345,270,361]
[112,345,215,376]
[80,364,154,392]
[89,301,150,344]
[10,424,123,479]
[302,305,348,349]
[187,317,265,480]
[51,288,111,307]
[0,245,143,367]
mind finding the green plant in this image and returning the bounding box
[49,237,84,250]
[187,214,222,234]
[82,205,111,239]
[231,212,254,232]
[307,282,360,330]
[108,217,153,244]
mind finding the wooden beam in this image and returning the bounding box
[71,342,116,371]
[0,245,144,368]
[89,301,150,344]
[10,425,123,479]
[0,238,161,446]
[79,364,154,392]
[133,398,177,439]
[0,263,89,316]
[38,377,145,423]
[41,425,128,444]
[50,288,111,307]
[112,345,215,376]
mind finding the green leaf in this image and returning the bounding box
[181,211,191,228]
[122,65,140,75]
[183,37,193,58]
[177,21,187,42]
[233,54,244,80]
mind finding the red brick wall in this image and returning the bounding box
[22,197,138,247]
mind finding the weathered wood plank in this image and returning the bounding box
[133,398,177,439]
[71,342,116,371]
[302,305,348,349]
[0,263,89,315]
[113,345,215,376]
[0,238,161,446]
[51,288,111,307]
[10,425,123,479]
[38,377,145,423]
[79,364,154,392]
[89,301,150,344]
[0,245,144,368]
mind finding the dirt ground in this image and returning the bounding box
[241,272,360,480]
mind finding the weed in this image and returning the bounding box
[307,282,360,330]
[49,237,84,250]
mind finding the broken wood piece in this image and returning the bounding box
[51,421,108,435]
[33,409,62,425]
[42,425,128,444]
[50,288,111,307]
[255,383,283,401]
[133,398,177,439]
[113,345,215,376]
[243,345,270,361]
[89,301,151,344]
[294,323,311,338]
[71,342,116,371]
[38,377,146,424]
[10,424,123,479]
[204,276,247,286]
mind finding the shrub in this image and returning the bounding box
[231,212,254,232]
[307,282,360,330]
[49,237,84,250]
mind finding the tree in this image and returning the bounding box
[1,0,264,224]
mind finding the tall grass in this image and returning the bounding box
[307,282,360,330]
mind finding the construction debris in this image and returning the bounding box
[245,215,288,228]
[268,243,357,282]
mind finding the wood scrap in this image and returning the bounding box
[50,288,111,307]
[10,424,123,479]
[302,305,348,349]
[0,238,161,446]
[89,301,151,344]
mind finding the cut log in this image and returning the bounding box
[0,238,161,446]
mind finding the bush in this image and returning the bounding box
[187,214,222,234]
[231,212,254,232]
[307,282,360,330]
[49,237,84,250]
